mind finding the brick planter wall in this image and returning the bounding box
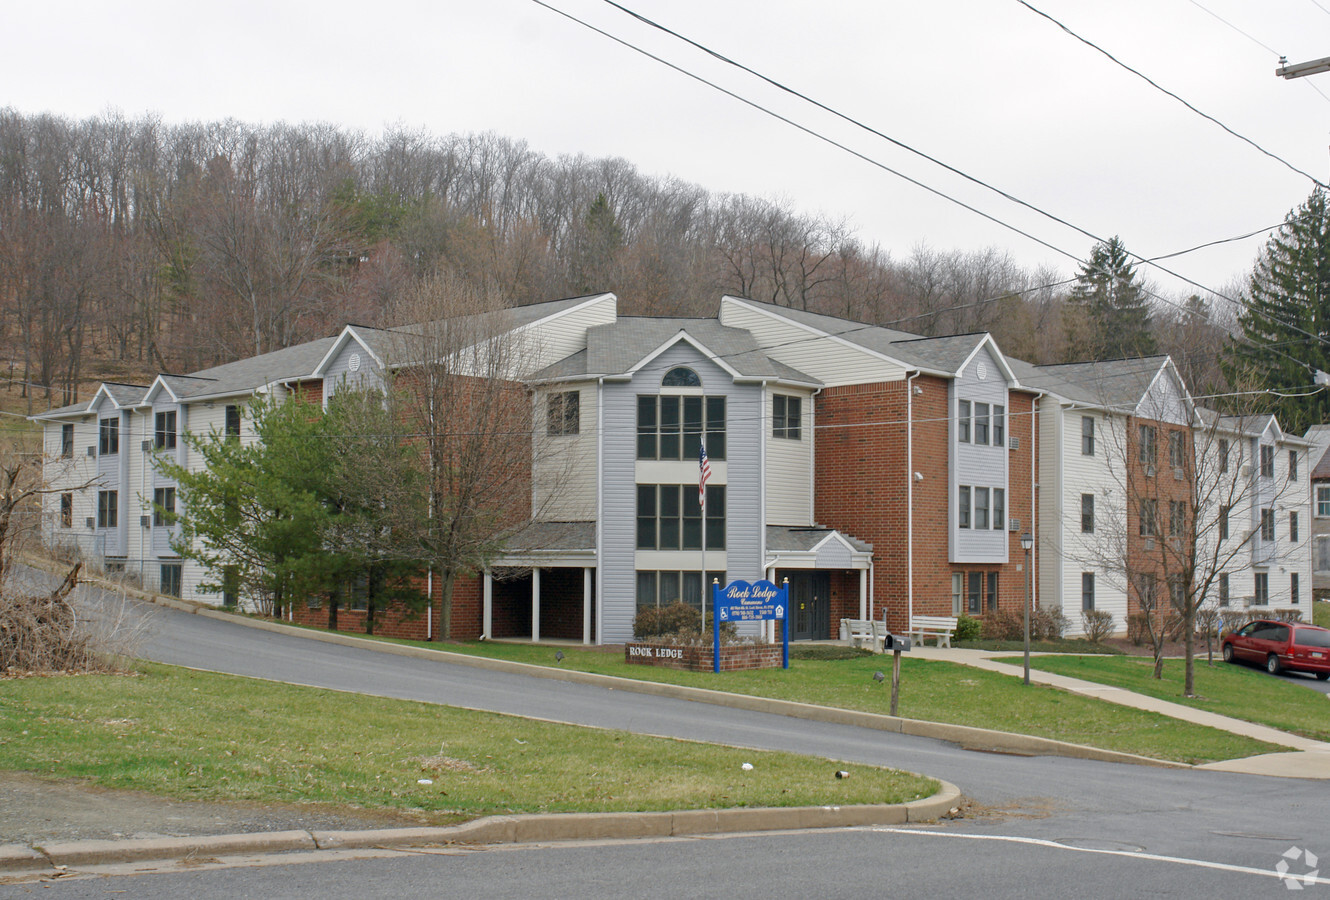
[624,641,786,672]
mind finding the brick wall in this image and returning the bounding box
[815,378,1040,632]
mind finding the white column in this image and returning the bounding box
[482,570,493,639]
[860,568,868,621]
[531,567,541,643]
[583,567,593,645]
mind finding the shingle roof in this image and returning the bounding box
[1021,357,1171,409]
[765,525,872,553]
[170,338,338,399]
[502,520,596,552]
[1313,445,1330,481]
[529,317,818,384]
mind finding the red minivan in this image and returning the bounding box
[1222,619,1330,679]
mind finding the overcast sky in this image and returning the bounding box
[7,0,1330,304]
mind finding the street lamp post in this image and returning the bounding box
[1020,532,1034,686]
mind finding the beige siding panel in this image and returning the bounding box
[533,381,598,521]
[719,301,904,386]
[521,294,617,374]
[765,386,814,526]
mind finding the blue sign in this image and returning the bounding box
[712,579,789,672]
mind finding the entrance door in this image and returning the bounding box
[788,572,830,641]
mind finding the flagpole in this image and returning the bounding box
[699,439,709,633]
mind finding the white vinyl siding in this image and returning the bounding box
[765,386,814,526]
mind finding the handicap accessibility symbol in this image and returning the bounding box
[775,605,784,617]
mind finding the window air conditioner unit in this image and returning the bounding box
[1170,538,1183,551]
[1145,465,1156,477]
[84,517,95,530]
[86,446,96,457]
[1240,464,1251,476]
[1008,517,1020,532]
[1173,467,1184,480]
[141,440,152,452]
[140,515,151,528]
[1143,538,1155,550]
[1009,436,1020,451]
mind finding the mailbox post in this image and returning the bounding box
[882,612,911,716]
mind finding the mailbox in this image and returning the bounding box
[883,633,912,652]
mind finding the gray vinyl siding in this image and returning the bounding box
[321,337,381,400]
[950,346,1009,563]
[90,403,130,558]
[599,341,764,643]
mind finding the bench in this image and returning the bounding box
[909,615,959,648]
[841,618,885,652]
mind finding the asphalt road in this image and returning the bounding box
[4,580,1328,898]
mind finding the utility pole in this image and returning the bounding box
[1277,56,1330,79]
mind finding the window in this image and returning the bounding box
[61,424,73,458]
[1218,438,1228,472]
[1135,572,1158,612]
[1260,445,1274,478]
[1261,508,1275,542]
[152,487,176,527]
[1290,450,1299,481]
[1291,512,1300,542]
[1319,486,1330,517]
[951,574,963,616]
[160,564,182,598]
[1139,499,1157,537]
[222,565,240,608]
[60,493,72,528]
[1081,493,1095,533]
[1319,536,1330,571]
[636,485,725,551]
[97,490,117,528]
[1138,424,1156,467]
[992,488,1005,531]
[959,486,971,529]
[1169,577,1186,610]
[967,572,982,614]
[1082,573,1095,611]
[662,366,700,387]
[993,405,1005,447]
[1169,500,1186,537]
[958,571,999,614]
[975,403,990,445]
[773,395,802,439]
[225,405,241,440]
[1292,573,1301,606]
[98,417,119,455]
[975,487,990,530]
[1081,416,1095,456]
[1218,572,1229,607]
[547,391,580,436]
[636,569,726,610]
[1169,430,1186,469]
[1254,572,1269,606]
[637,395,726,460]
[154,410,177,450]
[987,572,998,612]
[1219,505,1229,541]
[958,400,971,443]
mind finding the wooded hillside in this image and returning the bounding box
[0,110,1230,409]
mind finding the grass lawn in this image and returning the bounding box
[1315,600,1330,630]
[1013,654,1330,743]
[0,664,936,823]
[322,634,1283,764]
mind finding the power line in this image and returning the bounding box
[1017,0,1328,188]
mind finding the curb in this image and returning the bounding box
[8,782,960,874]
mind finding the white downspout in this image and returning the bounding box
[907,371,920,629]
[595,376,605,645]
[1030,392,1044,611]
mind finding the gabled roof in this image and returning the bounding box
[1312,444,1330,481]
[722,297,1018,383]
[531,317,819,385]
[766,525,872,554]
[1023,356,1174,411]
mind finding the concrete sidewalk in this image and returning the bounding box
[907,645,1330,779]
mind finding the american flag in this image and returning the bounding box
[699,441,711,509]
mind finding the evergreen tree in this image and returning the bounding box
[1224,189,1330,432]
[1070,236,1157,360]
[570,192,623,293]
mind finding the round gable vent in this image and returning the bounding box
[349,352,361,373]
[977,360,988,380]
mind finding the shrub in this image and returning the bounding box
[1033,608,1068,641]
[954,614,982,642]
[1272,609,1305,624]
[980,609,1024,641]
[1081,609,1115,643]
[1126,612,1151,646]
[632,601,738,644]
[1219,610,1251,637]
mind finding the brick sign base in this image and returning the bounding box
[624,641,785,672]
